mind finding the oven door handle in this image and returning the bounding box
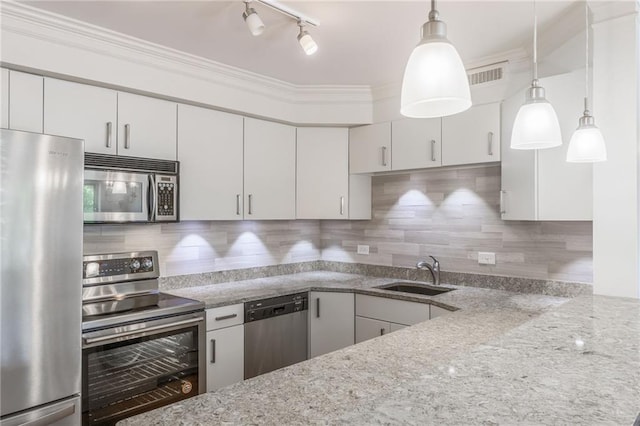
[83,317,203,345]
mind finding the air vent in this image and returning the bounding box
[467,62,506,86]
[85,153,178,174]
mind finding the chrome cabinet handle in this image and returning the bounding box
[83,317,203,345]
[106,122,112,148]
[211,339,216,364]
[236,194,241,216]
[215,313,237,321]
[340,196,345,215]
[430,139,436,162]
[500,190,506,215]
[380,328,385,336]
[124,124,131,149]
[488,132,494,156]
[316,298,320,318]
[248,194,252,215]
[382,146,387,167]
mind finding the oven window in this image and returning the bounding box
[84,180,144,214]
[82,326,200,425]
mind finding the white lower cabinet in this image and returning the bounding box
[308,291,354,358]
[205,304,244,392]
[354,294,441,344]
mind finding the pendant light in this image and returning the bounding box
[400,0,471,118]
[511,0,562,150]
[566,1,607,162]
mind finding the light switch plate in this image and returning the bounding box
[357,245,370,255]
[478,252,496,265]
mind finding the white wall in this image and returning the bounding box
[592,4,640,299]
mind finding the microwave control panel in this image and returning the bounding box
[156,175,177,221]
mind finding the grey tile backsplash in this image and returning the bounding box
[84,165,592,283]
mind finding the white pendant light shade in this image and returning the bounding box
[566,121,607,162]
[511,89,562,149]
[400,4,471,119]
[401,40,471,118]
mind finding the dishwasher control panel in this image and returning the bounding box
[244,292,308,323]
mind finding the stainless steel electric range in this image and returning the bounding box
[81,251,205,426]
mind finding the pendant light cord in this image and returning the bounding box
[584,0,590,113]
[533,0,538,81]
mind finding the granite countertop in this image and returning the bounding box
[120,272,639,425]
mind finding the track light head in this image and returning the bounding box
[243,2,265,36]
[297,23,318,55]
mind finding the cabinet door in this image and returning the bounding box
[355,294,429,326]
[430,305,451,319]
[349,122,391,173]
[117,92,177,160]
[389,322,408,332]
[297,128,349,219]
[244,118,296,220]
[8,71,43,133]
[442,102,500,166]
[44,78,117,154]
[309,292,354,358]
[1,69,8,129]
[355,316,390,344]
[392,118,441,170]
[178,105,244,220]
[206,325,244,392]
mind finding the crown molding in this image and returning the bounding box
[0,1,372,124]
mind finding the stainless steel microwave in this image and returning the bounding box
[83,154,179,223]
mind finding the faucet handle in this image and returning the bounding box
[429,255,440,270]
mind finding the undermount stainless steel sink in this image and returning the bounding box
[375,282,454,296]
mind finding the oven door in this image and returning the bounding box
[81,312,205,426]
[84,169,151,223]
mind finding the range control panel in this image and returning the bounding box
[82,251,159,282]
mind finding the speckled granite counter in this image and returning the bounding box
[120,272,639,425]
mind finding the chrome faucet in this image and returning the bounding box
[416,256,440,286]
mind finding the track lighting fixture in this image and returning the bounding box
[297,23,318,56]
[243,1,265,37]
[241,0,320,55]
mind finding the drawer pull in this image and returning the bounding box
[380,328,385,336]
[215,313,238,321]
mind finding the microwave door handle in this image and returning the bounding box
[148,174,157,222]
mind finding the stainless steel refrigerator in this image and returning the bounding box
[1,129,83,425]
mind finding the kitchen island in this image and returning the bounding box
[120,272,639,425]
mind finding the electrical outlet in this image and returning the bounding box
[478,252,496,265]
[357,245,370,255]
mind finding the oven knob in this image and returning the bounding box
[141,258,153,270]
[130,259,140,271]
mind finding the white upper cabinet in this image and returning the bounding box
[178,104,244,220]
[44,78,117,154]
[8,70,43,133]
[349,122,391,173]
[244,117,296,220]
[391,118,442,171]
[441,102,501,166]
[297,127,349,219]
[1,69,8,129]
[116,92,177,161]
[501,71,592,221]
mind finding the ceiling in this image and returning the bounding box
[20,1,578,87]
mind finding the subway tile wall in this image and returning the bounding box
[83,220,321,277]
[321,165,593,283]
[83,165,593,283]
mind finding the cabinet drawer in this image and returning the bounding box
[206,303,244,331]
[355,294,429,326]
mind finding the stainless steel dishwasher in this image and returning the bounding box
[244,292,308,379]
